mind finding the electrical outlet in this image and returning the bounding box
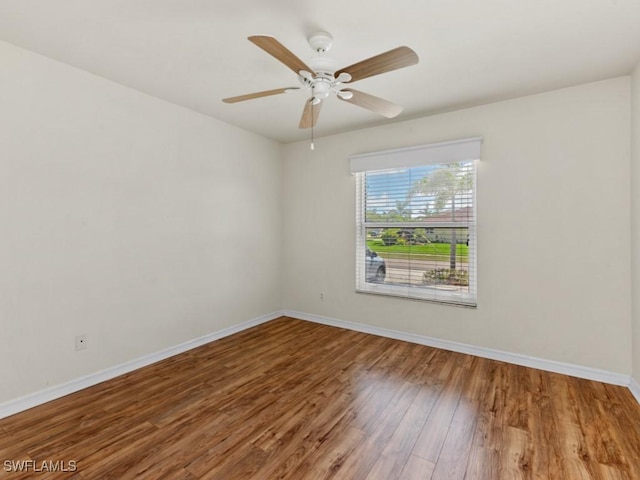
[320,292,325,301]
[75,335,87,351]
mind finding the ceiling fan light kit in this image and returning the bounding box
[223,31,419,148]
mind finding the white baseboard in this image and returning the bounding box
[630,378,640,404]
[284,310,632,387]
[3,309,636,420]
[0,310,284,420]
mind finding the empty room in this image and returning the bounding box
[2,1,640,478]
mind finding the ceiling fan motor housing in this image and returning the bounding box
[308,56,338,75]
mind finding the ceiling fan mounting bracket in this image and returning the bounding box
[307,31,333,53]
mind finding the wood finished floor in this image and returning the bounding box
[1,317,640,479]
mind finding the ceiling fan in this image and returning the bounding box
[223,32,419,130]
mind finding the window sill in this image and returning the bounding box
[356,284,477,308]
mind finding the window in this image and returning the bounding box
[352,138,480,306]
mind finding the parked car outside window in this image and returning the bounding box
[366,248,386,283]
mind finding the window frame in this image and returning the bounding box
[352,139,480,307]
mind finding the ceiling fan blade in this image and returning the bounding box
[299,99,322,129]
[338,89,403,118]
[248,35,316,76]
[335,46,418,83]
[223,88,288,103]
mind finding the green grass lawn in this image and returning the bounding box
[367,239,469,262]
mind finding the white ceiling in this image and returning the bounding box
[1,0,640,143]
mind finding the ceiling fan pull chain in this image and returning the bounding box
[310,100,315,150]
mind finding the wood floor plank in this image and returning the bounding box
[498,425,533,479]
[379,384,441,472]
[245,392,360,479]
[1,316,639,479]
[365,453,400,480]
[527,369,564,479]
[331,381,421,479]
[399,454,436,479]
[284,426,366,480]
[430,397,477,480]
[411,365,466,462]
[464,445,499,480]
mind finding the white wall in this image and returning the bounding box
[0,41,282,404]
[0,36,635,407]
[283,77,632,374]
[632,62,640,385]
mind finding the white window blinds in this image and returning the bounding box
[353,138,480,306]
